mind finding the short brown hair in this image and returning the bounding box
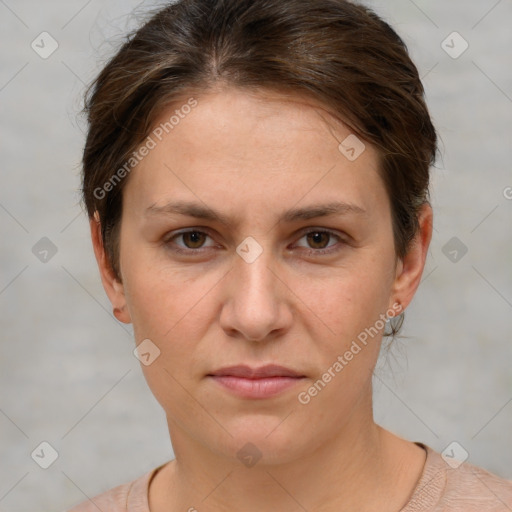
[82,0,437,306]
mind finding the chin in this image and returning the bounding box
[210,414,313,466]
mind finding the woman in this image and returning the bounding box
[70,0,512,510]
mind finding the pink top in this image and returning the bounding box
[67,443,512,511]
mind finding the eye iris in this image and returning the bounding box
[179,232,332,250]
[307,232,330,249]
[183,231,206,249]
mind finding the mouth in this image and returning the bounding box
[207,364,307,399]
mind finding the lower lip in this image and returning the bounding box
[209,375,305,399]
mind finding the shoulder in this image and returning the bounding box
[441,457,512,511]
[405,443,512,511]
[66,465,162,512]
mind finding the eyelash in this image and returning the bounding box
[164,228,347,257]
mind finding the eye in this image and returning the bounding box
[165,229,216,253]
[164,228,347,256]
[294,229,345,255]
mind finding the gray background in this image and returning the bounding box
[0,0,511,510]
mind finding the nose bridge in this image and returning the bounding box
[236,233,280,305]
[236,237,276,298]
[220,235,289,341]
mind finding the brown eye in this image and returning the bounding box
[165,229,215,253]
[294,229,345,256]
[181,231,208,249]
[306,231,331,249]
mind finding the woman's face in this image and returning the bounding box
[94,87,428,463]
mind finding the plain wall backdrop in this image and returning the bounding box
[0,0,511,510]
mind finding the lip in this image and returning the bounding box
[207,365,306,399]
[209,364,305,379]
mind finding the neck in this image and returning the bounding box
[152,397,415,512]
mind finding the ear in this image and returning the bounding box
[90,211,132,324]
[389,203,433,313]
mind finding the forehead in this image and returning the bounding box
[123,87,386,216]
[153,87,363,159]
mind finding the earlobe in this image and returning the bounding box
[389,203,433,313]
[89,212,132,324]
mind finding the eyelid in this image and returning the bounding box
[292,227,347,254]
[165,227,218,252]
[164,227,348,255]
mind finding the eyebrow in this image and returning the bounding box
[145,200,367,225]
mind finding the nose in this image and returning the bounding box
[219,239,293,342]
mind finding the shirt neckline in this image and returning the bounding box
[134,442,445,512]
[399,442,446,511]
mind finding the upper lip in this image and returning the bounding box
[208,364,305,379]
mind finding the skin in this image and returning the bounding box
[91,86,433,511]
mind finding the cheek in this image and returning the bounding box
[123,246,394,351]
[123,267,211,413]
[120,240,198,336]
[301,259,393,339]
[292,267,390,416]
[122,253,219,375]
[125,271,199,345]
